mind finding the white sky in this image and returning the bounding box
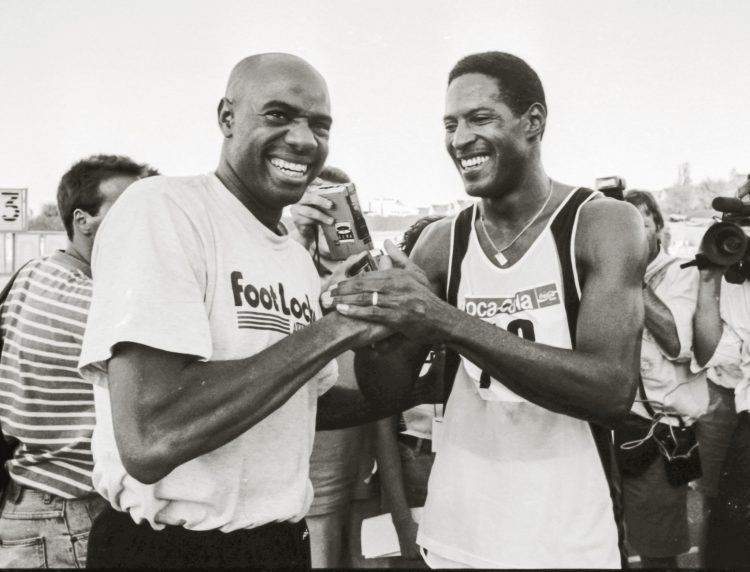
[1,0,749,214]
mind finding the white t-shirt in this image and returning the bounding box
[78,173,337,532]
[700,279,750,412]
[632,248,708,425]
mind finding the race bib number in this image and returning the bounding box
[464,318,536,402]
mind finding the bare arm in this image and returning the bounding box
[336,200,648,428]
[643,284,681,358]
[109,312,385,484]
[693,268,725,367]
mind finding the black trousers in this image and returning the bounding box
[705,411,750,568]
[87,506,311,569]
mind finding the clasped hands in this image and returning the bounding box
[322,240,445,344]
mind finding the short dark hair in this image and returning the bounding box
[624,190,664,231]
[400,215,444,256]
[448,51,547,118]
[57,154,158,240]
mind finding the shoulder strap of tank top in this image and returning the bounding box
[442,204,475,406]
[549,187,597,346]
[549,188,629,562]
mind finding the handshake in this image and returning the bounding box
[290,178,447,347]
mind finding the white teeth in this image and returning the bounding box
[270,158,309,176]
[460,155,489,170]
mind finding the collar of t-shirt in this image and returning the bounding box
[207,172,292,248]
[53,250,92,279]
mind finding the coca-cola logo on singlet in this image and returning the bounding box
[463,283,560,318]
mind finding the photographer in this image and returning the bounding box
[289,167,374,569]
[698,177,750,567]
[618,190,708,568]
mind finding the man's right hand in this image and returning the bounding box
[327,307,394,348]
[289,188,334,248]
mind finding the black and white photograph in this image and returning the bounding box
[1,0,750,568]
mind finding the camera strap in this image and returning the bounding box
[637,375,657,418]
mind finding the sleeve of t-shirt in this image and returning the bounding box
[79,178,212,384]
[656,262,698,362]
[316,359,339,396]
[692,321,742,373]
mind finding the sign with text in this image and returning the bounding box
[0,188,27,231]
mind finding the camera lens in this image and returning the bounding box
[719,232,746,256]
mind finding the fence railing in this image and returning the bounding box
[1,231,68,276]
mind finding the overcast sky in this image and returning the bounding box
[1,0,748,214]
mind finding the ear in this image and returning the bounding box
[217,97,234,137]
[523,102,546,141]
[73,208,94,237]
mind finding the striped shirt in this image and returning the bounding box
[0,251,95,498]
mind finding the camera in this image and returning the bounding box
[595,176,626,201]
[682,178,750,283]
[312,182,378,274]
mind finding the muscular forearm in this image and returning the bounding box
[111,313,370,483]
[446,308,640,427]
[330,199,646,430]
[356,301,639,428]
[316,385,399,430]
[693,272,724,367]
[643,285,681,358]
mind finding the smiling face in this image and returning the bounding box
[222,57,331,212]
[443,73,531,198]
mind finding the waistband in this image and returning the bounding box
[2,479,100,504]
[1,480,106,521]
[99,505,307,537]
[398,433,432,451]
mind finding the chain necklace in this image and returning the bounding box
[479,179,554,266]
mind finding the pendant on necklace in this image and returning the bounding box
[494,251,508,266]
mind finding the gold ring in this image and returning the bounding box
[371,291,378,306]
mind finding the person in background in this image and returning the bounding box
[618,190,708,568]
[372,215,444,567]
[290,189,445,568]
[0,154,156,568]
[289,166,373,568]
[695,177,750,567]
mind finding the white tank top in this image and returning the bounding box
[417,189,621,568]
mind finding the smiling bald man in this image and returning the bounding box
[77,53,409,569]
